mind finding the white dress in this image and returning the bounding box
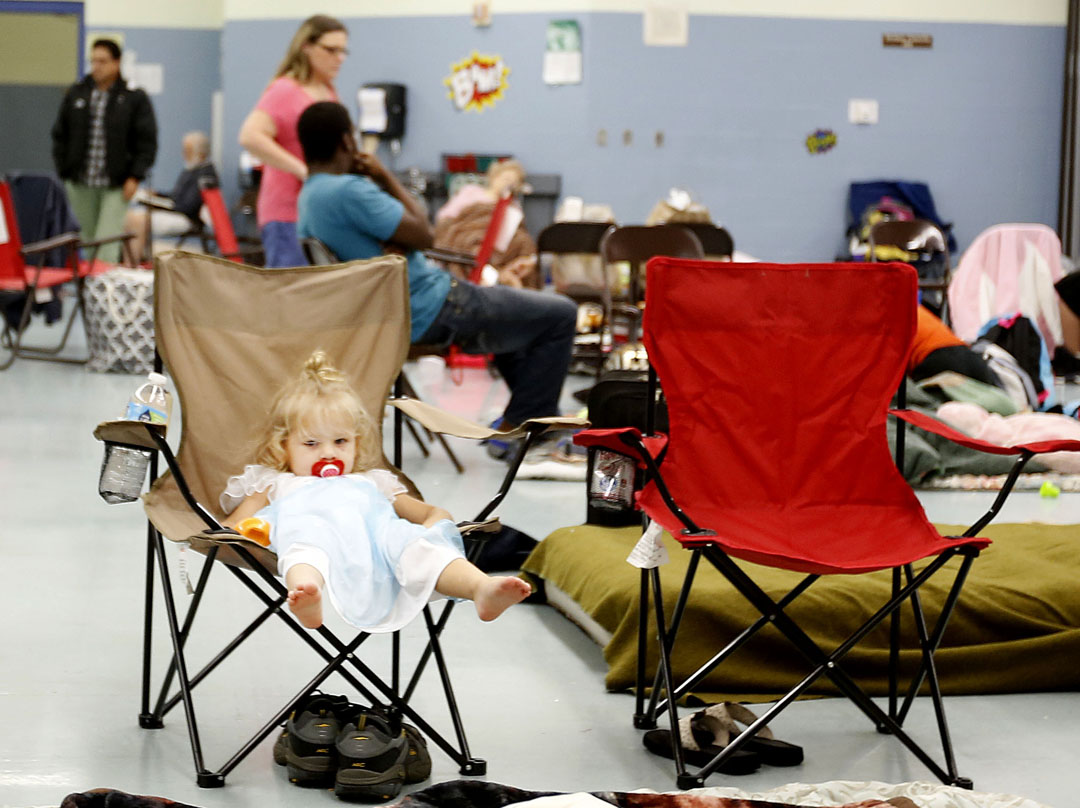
[220,465,465,632]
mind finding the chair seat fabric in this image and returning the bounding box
[0,266,74,291]
[639,492,986,575]
[0,258,111,292]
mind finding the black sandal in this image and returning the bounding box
[642,712,761,776]
[700,702,804,767]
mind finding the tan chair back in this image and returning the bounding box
[143,250,411,545]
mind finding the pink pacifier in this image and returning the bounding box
[312,458,345,477]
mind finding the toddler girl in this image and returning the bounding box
[221,350,531,630]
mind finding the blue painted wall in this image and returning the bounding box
[88,26,220,192]
[222,13,1065,260]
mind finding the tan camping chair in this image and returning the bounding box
[93,250,584,787]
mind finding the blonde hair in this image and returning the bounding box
[254,350,378,473]
[486,159,525,188]
[274,14,347,84]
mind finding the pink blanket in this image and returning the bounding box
[937,401,1080,472]
[948,223,1064,348]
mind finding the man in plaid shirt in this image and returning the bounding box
[51,39,157,263]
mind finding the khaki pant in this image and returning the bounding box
[65,182,128,263]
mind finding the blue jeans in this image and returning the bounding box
[417,278,577,425]
[261,221,308,268]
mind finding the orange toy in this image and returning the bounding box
[235,517,271,547]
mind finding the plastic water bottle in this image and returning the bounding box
[98,372,173,504]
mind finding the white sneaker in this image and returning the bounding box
[515,435,587,481]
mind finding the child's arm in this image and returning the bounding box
[223,491,270,528]
[393,493,453,528]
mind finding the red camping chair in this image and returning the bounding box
[0,178,132,370]
[198,182,263,264]
[422,193,515,378]
[575,258,1080,789]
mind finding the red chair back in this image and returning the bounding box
[468,193,512,283]
[638,259,946,574]
[199,186,240,261]
[0,180,26,287]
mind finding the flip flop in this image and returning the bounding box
[642,712,761,776]
[700,702,804,767]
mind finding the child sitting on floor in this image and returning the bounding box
[220,350,531,630]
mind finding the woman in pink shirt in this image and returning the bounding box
[239,15,347,267]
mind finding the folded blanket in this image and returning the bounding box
[393,780,912,808]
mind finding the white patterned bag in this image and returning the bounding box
[83,268,155,374]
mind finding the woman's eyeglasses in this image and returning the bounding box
[315,43,349,58]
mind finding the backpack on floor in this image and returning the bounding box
[972,313,1055,410]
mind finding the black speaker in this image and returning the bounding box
[359,82,406,140]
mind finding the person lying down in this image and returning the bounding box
[220,350,531,631]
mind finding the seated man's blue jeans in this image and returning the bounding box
[416,278,577,426]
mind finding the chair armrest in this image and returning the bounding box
[140,199,177,213]
[574,427,668,467]
[80,231,136,248]
[424,247,476,267]
[21,232,81,256]
[390,396,587,440]
[93,419,165,451]
[891,408,1080,456]
[457,517,501,537]
[186,530,278,574]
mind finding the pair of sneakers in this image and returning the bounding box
[273,693,431,801]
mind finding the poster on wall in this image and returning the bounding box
[544,19,582,85]
[643,3,688,47]
[445,51,509,112]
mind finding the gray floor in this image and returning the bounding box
[1,319,1078,808]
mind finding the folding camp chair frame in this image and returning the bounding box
[0,178,134,370]
[584,373,1042,789]
[92,251,585,788]
[102,397,558,788]
[572,259,1077,792]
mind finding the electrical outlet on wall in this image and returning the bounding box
[848,98,879,125]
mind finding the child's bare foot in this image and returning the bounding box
[474,575,531,621]
[288,582,323,629]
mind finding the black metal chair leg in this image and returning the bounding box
[648,567,697,789]
[902,565,960,782]
[151,528,214,783]
[886,567,901,727]
[422,607,485,775]
[645,550,701,723]
[140,523,162,729]
[153,543,218,718]
[633,568,650,728]
[405,418,431,458]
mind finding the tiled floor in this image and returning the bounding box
[1,321,1077,808]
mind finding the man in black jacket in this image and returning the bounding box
[51,38,157,262]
